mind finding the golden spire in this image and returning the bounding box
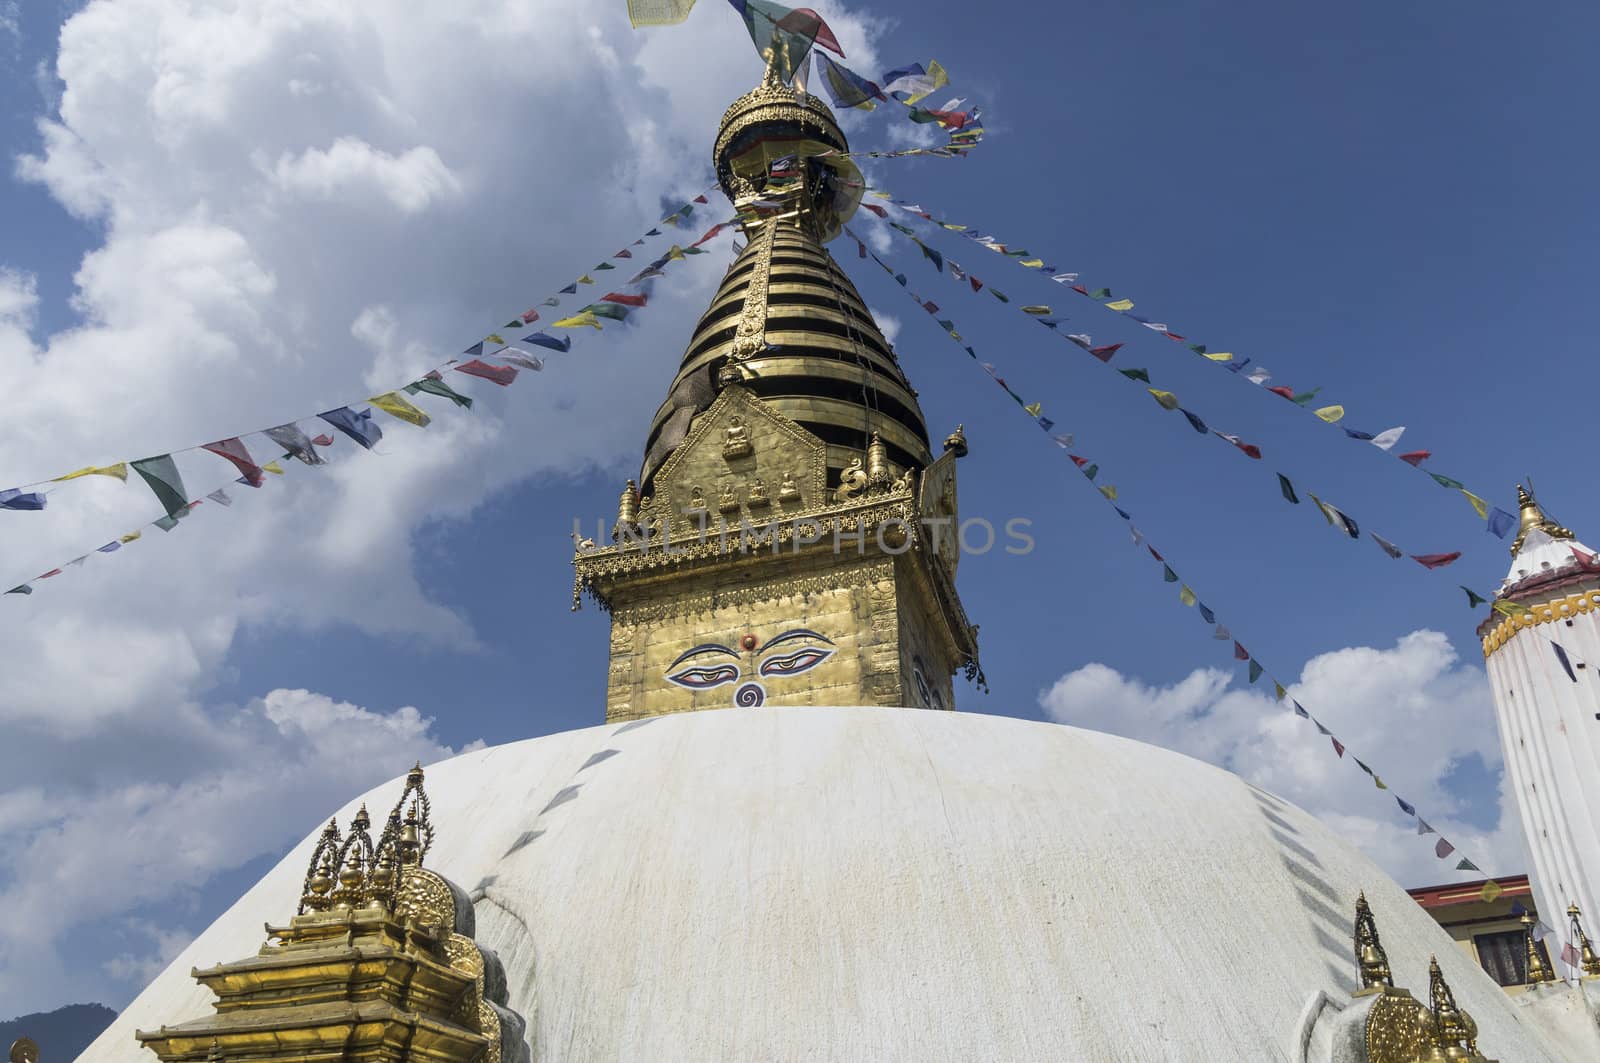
[943,424,969,458]
[615,479,640,540]
[1521,911,1555,984]
[1510,483,1574,557]
[1427,956,1482,1056]
[298,818,342,914]
[866,432,891,489]
[1570,904,1600,977]
[1353,892,1394,992]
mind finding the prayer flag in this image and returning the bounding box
[1480,879,1503,903]
[1214,624,1231,640]
[1021,305,1052,316]
[1435,838,1455,859]
[554,311,603,330]
[882,60,948,104]
[455,359,519,386]
[207,489,233,507]
[1461,586,1487,608]
[1119,368,1150,383]
[492,351,543,372]
[53,463,128,483]
[1248,659,1263,684]
[1331,736,1345,757]
[1429,472,1465,489]
[0,488,46,511]
[627,0,697,27]
[1371,426,1405,450]
[816,53,883,109]
[1343,428,1374,441]
[1395,796,1417,817]
[1293,702,1309,719]
[577,274,595,285]
[318,407,383,450]
[120,530,142,544]
[1147,388,1179,410]
[1180,409,1208,433]
[1462,490,1489,520]
[601,291,649,307]
[1246,367,1272,385]
[6,584,32,594]
[1456,858,1480,872]
[1371,533,1403,559]
[369,391,432,427]
[261,460,284,476]
[201,437,265,487]
[521,331,572,353]
[1198,603,1216,624]
[1274,683,1286,701]
[1106,298,1135,311]
[1234,641,1249,661]
[581,302,631,321]
[131,455,190,518]
[96,542,120,553]
[1562,942,1582,967]
[559,282,578,294]
[1314,405,1345,424]
[1399,450,1432,467]
[266,424,325,466]
[1179,585,1197,607]
[1204,352,1235,362]
[1291,388,1321,406]
[1089,344,1122,362]
[1088,288,1111,299]
[1276,473,1299,505]
[405,376,474,409]
[1487,507,1516,539]
[1552,641,1578,682]
[1217,433,1261,459]
[1492,600,1529,617]
[1163,565,1178,583]
[1099,485,1118,500]
[1411,552,1462,570]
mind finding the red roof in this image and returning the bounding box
[1406,874,1530,910]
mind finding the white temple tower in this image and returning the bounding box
[1480,486,1600,946]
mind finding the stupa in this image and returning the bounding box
[83,56,1591,1063]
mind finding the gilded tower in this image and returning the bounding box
[574,56,979,723]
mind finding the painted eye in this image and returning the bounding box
[666,664,740,689]
[759,647,834,677]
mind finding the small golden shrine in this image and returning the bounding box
[134,766,528,1062]
[574,53,980,722]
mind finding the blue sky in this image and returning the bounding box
[1,0,1597,1014]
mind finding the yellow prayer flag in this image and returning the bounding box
[1307,493,1334,526]
[1099,485,1118,501]
[553,311,603,331]
[369,391,433,428]
[1480,879,1504,903]
[119,530,142,543]
[939,223,967,231]
[486,333,505,345]
[1021,306,1052,316]
[1105,299,1135,311]
[1023,402,1042,417]
[1203,352,1235,362]
[903,60,949,105]
[871,191,892,199]
[666,245,687,261]
[54,463,129,483]
[626,0,697,28]
[1179,585,1197,607]
[578,274,596,285]
[1462,490,1489,520]
[1314,405,1346,424]
[1374,776,1387,790]
[262,460,285,475]
[1492,600,1529,617]
[1274,683,1286,701]
[1147,388,1179,410]
[1019,259,1045,268]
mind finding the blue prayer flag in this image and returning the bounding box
[1343,427,1375,441]
[318,406,383,450]
[521,331,572,353]
[0,488,46,511]
[1198,603,1216,624]
[1487,507,1516,539]
[1552,641,1579,682]
[1396,796,1416,816]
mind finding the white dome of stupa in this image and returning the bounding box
[82,707,1569,1062]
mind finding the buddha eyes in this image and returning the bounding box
[666,664,740,689]
[758,647,834,676]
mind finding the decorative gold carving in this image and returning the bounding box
[1480,588,1600,657]
[1522,911,1555,983]
[688,486,707,513]
[1354,892,1395,993]
[9,1037,39,1063]
[614,479,640,541]
[1427,956,1491,1059]
[717,482,739,513]
[748,478,770,506]
[722,416,754,460]
[865,432,891,491]
[1510,483,1574,557]
[836,457,867,502]
[1363,988,1435,1063]
[779,471,801,503]
[943,423,968,458]
[726,222,776,368]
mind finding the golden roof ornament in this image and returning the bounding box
[1353,891,1394,992]
[1569,904,1600,977]
[298,817,342,914]
[1510,483,1574,557]
[9,1037,39,1063]
[615,479,640,541]
[942,424,968,458]
[866,432,892,490]
[1427,956,1489,1059]
[1522,911,1555,984]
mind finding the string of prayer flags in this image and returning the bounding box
[862,188,1506,527]
[852,228,1486,876]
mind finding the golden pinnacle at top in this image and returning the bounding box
[1510,483,1574,556]
[943,424,968,458]
[1353,891,1393,991]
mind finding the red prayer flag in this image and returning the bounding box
[601,292,648,307]
[38,568,62,579]
[1398,450,1431,466]
[202,437,265,487]
[1070,285,1088,295]
[861,204,887,218]
[1411,552,1462,570]
[312,434,334,447]
[521,309,540,324]
[1088,344,1122,363]
[1147,546,1163,561]
[693,194,709,204]
[454,359,518,386]
[1164,332,1185,341]
[1266,385,1295,400]
[970,276,983,292]
[691,222,728,248]
[1331,736,1345,757]
[1435,837,1455,859]
[776,7,844,55]
[1068,455,1088,467]
[1233,642,1250,661]
[922,301,939,314]
[614,249,633,259]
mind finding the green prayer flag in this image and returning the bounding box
[405,377,474,409]
[1430,472,1466,490]
[1455,858,1481,872]
[1248,659,1263,684]
[6,584,31,595]
[131,455,190,519]
[581,302,631,321]
[1461,586,1487,608]
[1278,474,1299,505]
[1274,683,1286,702]
[1291,387,1321,406]
[1089,288,1112,299]
[1163,565,1178,583]
[1082,463,1099,481]
[594,262,615,271]
[1188,344,1207,355]
[1119,368,1151,383]
[990,288,1009,303]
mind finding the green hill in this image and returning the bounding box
[1,1003,117,1060]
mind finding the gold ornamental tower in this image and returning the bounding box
[575,55,980,722]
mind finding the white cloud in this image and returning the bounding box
[0,0,887,1015]
[1040,630,1530,888]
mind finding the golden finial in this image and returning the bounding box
[615,479,640,540]
[1427,956,1482,1055]
[1521,911,1555,984]
[866,432,891,489]
[1570,904,1600,977]
[1353,892,1394,992]
[9,1036,40,1063]
[298,818,342,914]
[1510,483,1574,557]
[943,424,969,458]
